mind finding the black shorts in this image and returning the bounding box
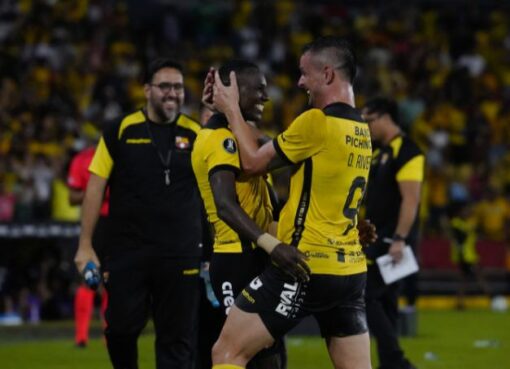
[236,264,368,339]
[209,249,286,361]
[210,248,268,316]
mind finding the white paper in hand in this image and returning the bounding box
[376,246,419,285]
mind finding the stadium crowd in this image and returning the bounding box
[0,0,509,320]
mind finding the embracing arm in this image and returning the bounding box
[210,170,310,281]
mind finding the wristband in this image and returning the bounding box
[393,233,406,242]
[257,233,281,254]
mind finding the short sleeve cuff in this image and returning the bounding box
[208,164,241,179]
[273,137,295,165]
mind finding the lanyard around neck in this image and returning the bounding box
[145,120,174,186]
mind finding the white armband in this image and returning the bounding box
[256,233,281,254]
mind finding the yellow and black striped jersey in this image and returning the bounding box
[192,114,273,253]
[273,103,372,276]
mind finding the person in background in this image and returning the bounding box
[362,97,425,369]
[449,202,490,310]
[68,122,109,347]
[74,58,204,369]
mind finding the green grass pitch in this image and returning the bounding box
[0,310,507,369]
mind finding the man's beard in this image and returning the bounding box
[153,98,180,123]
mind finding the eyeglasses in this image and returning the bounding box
[150,82,184,94]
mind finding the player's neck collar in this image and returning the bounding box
[205,113,229,129]
[322,102,363,123]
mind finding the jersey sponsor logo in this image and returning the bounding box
[275,282,300,317]
[327,239,357,247]
[304,251,330,259]
[221,281,235,315]
[223,138,237,154]
[242,289,255,304]
[347,250,365,264]
[345,126,372,150]
[125,138,151,144]
[337,249,365,263]
[249,277,263,290]
[175,136,190,149]
[345,135,371,149]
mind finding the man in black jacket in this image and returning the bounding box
[75,58,203,369]
[362,97,425,369]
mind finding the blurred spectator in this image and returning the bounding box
[51,159,80,223]
[0,183,15,222]
[474,187,510,242]
[448,202,491,309]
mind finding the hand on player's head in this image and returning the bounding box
[213,70,240,115]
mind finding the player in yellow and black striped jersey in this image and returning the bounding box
[75,59,203,369]
[273,104,371,276]
[209,37,372,369]
[192,60,287,369]
[192,115,273,255]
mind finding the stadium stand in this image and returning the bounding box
[0,0,509,322]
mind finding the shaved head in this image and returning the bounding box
[302,36,357,84]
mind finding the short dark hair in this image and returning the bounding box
[302,36,357,84]
[218,59,260,86]
[144,58,183,84]
[363,97,400,124]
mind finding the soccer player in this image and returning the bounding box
[74,58,203,369]
[362,97,425,369]
[192,59,290,369]
[210,36,373,369]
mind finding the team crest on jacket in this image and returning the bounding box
[175,136,190,149]
[223,138,237,154]
[381,153,389,165]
